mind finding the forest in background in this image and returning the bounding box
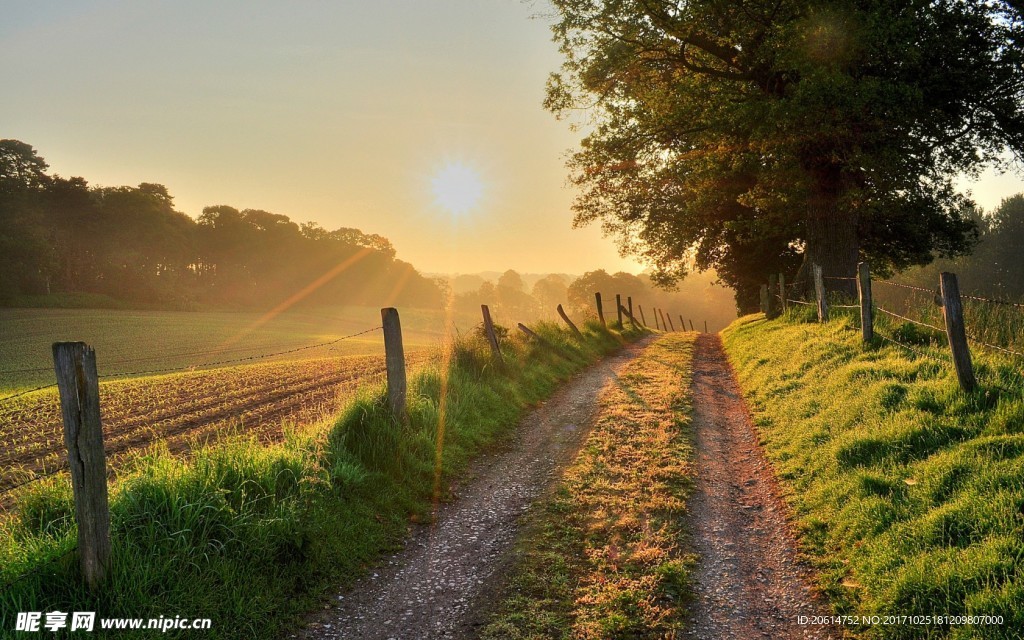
[0,139,443,310]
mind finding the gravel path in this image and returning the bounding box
[686,334,838,639]
[296,338,652,640]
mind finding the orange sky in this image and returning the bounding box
[2,1,1021,275]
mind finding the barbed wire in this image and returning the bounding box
[875,331,949,363]
[0,545,78,596]
[875,281,935,294]
[875,307,945,333]
[824,276,857,281]
[961,293,1024,309]
[0,327,384,408]
[0,383,59,404]
[786,299,816,306]
[964,333,1024,359]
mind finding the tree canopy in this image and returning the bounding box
[0,140,442,309]
[546,0,1024,309]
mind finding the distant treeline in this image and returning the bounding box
[894,194,1024,298]
[447,267,738,332]
[0,140,442,309]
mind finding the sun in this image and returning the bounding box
[430,161,485,218]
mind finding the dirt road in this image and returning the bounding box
[297,338,652,640]
[686,334,837,639]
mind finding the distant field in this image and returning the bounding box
[0,305,470,393]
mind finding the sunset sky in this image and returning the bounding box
[3,0,1022,275]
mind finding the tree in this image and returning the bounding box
[546,0,1024,305]
[532,274,569,315]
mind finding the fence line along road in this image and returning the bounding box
[766,263,1023,392]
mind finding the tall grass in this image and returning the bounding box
[0,320,640,638]
[723,313,1024,639]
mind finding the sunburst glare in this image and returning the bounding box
[430,160,485,218]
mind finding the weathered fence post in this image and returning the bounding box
[767,274,778,319]
[518,323,554,348]
[381,308,408,421]
[759,284,768,314]
[52,342,110,591]
[679,314,686,331]
[658,308,668,332]
[939,272,976,392]
[689,319,694,331]
[667,314,676,331]
[813,264,828,322]
[653,308,661,330]
[481,304,501,358]
[627,297,634,325]
[704,320,708,333]
[556,304,583,337]
[857,262,873,343]
[594,292,605,327]
[779,274,787,312]
[638,305,647,327]
[615,294,623,327]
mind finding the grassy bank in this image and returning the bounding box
[722,312,1024,639]
[0,321,640,638]
[480,333,696,639]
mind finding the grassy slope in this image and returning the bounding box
[0,321,640,639]
[722,312,1024,639]
[480,333,696,639]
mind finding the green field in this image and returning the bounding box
[0,305,481,394]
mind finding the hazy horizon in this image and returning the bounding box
[3,0,1022,275]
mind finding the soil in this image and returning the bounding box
[295,338,653,640]
[295,333,840,639]
[685,334,838,639]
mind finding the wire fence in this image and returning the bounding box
[0,326,384,405]
[0,324,395,505]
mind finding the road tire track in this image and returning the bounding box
[686,334,838,639]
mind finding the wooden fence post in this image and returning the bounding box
[939,272,976,392]
[679,314,686,331]
[813,263,828,322]
[518,323,554,349]
[627,297,634,325]
[615,294,623,327]
[653,308,660,330]
[689,319,694,331]
[481,305,501,358]
[52,342,110,591]
[767,274,778,319]
[381,308,408,421]
[759,284,768,314]
[779,274,787,312]
[704,320,708,333]
[638,305,647,327]
[857,262,873,343]
[658,308,668,332]
[594,292,605,327]
[667,314,676,331]
[619,305,640,330]
[556,304,583,337]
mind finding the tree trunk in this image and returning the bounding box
[797,165,859,299]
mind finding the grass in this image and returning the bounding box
[0,320,642,639]
[722,310,1024,639]
[480,333,696,639]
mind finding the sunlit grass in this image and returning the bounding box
[722,313,1024,638]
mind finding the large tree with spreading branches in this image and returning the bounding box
[546,0,1024,309]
